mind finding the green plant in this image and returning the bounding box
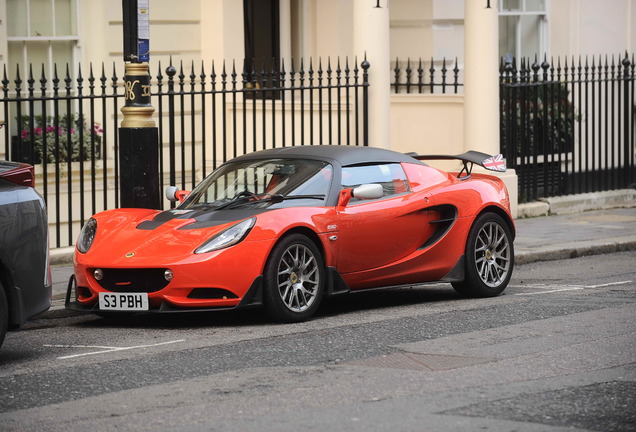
[17,114,102,163]
[501,82,579,157]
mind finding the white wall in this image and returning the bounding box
[390,94,464,159]
[551,0,635,57]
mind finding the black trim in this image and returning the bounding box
[236,275,264,308]
[136,208,272,231]
[410,151,506,178]
[94,268,170,293]
[230,145,424,168]
[325,266,350,297]
[420,205,458,249]
[440,255,465,282]
[178,209,270,230]
[410,150,496,168]
[136,209,197,230]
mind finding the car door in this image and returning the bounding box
[335,163,433,274]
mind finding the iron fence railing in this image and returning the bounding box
[391,57,463,94]
[500,53,635,203]
[1,57,369,248]
[4,50,635,246]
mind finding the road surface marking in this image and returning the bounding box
[44,339,185,360]
[514,280,632,296]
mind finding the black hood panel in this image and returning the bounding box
[136,208,272,231]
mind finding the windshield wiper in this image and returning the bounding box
[187,194,327,211]
[223,194,326,209]
[212,195,254,211]
[277,194,326,201]
[187,201,224,211]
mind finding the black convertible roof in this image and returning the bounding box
[229,145,422,167]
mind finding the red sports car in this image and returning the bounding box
[66,146,514,322]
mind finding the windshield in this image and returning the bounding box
[180,158,333,210]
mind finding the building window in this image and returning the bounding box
[499,0,548,60]
[6,0,84,164]
[7,0,79,76]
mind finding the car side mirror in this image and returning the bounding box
[352,183,384,200]
[165,186,189,203]
[337,184,384,207]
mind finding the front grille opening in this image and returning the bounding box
[93,268,170,293]
[77,285,92,300]
[187,288,238,300]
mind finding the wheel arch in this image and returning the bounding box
[275,226,326,261]
[272,226,348,298]
[262,227,328,322]
[477,205,515,239]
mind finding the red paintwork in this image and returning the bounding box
[0,163,35,187]
[73,160,513,311]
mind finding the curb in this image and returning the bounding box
[516,238,636,265]
[50,246,75,266]
[517,189,636,218]
[41,305,81,320]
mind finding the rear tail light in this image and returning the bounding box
[0,163,35,188]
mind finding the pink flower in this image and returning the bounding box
[34,127,43,136]
[21,130,29,139]
[46,126,56,133]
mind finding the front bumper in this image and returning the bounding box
[70,237,274,313]
[65,274,264,314]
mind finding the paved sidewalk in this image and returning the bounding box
[45,206,636,318]
[514,206,636,264]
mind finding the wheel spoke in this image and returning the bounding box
[279,281,292,304]
[275,242,321,313]
[474,221,511,288]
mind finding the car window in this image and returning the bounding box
[341,163,410,202]
[181,159,333,209]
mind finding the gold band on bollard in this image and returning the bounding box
[121,62,156,128]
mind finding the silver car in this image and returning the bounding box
[0,161,51,348]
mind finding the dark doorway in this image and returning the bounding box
[243,0,280,98]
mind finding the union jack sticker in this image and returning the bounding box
[482,154,506,172]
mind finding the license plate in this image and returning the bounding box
[99,292,149,311]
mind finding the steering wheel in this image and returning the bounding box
[235,190,256,199]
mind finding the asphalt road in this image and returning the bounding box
[0,251,635,431]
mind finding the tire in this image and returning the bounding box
[452,212,514,298]
[0,282,8,349]
[263,234,325,322]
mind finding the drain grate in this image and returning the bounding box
[343,352,495,371]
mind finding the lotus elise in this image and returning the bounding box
[66,146,515,322]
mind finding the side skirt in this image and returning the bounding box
[325,266,350,297]
[440,255,465,283]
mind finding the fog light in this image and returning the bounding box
[164,269,174,282]
[93,268,104,281]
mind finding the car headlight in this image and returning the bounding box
[77,217,98,254]
[195,217,256,254]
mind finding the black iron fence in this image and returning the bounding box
[1,57,369,248]
[391,57,463,94]
[4,51,635,247]
[500,53,635,203]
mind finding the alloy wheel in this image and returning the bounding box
[276,243,320,312]
[474,221,511,288]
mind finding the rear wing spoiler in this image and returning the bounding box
[407,151,506,179]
